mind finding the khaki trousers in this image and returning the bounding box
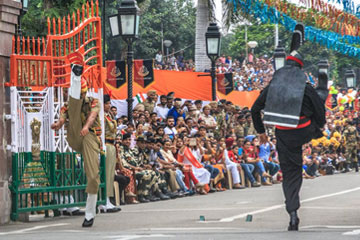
[105,143,116,197]
[67,97,100,194]
[165,169,180,192]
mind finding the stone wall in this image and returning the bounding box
[0,0,21,225]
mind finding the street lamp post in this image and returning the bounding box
[247,41,258,54]
[318,59,330,75]
[273,40,286,71]
[108,0,140,123]
[345,69,356,89]
[164,40,172,63]
[205,23,221,101]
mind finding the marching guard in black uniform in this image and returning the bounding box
[251,24,327,231]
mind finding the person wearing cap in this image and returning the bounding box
[199,105,216,131]
[52,75,102,227]
[234,115,245,138]
[98,94,121,213]
[142,90,157,113]
[213,103,227,139]
[119,133,162,203]
[251,24,326,231]
[187,105,199,123]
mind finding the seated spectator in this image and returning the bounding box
[243,139,272,186]
[178,137,210,194]
[259,139,280,182]
[220,138,244,189]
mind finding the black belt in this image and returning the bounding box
[105,139,115,144]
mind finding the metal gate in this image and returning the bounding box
[8,0,106,221]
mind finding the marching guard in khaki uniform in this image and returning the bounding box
[51,61,101,227]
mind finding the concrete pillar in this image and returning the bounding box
[0,0,21,225]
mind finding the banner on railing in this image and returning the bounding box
[106,60,126,88]
[217,73,234,95]
[134,59,154,88]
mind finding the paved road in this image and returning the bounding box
[1,172,360,240]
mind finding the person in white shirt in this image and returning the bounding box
[155,51,163,65]
[164,116,177,140]
[154,95,169,120]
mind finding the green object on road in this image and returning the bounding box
[246,214,253,222]
[199,215,205,221]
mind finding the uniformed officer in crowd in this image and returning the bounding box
[141,90,157,113]
[98,94,121,213]
[119,134,169,203]
[343,119,359,172]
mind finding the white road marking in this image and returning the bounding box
[0,223,69,236]
[343,229,360,235]
[104,234,174,240]
[301,225,360,229]
[219,187,360,222]
[124,207,258,213]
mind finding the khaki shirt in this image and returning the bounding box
[105,112,117,140]
[142,98,156,113]
[60,97,101,135]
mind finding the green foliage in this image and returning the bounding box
[21,0,87,37]
[221,22,360,86]
[132,0,196,60]
[222,23,291,59]
[21,0,196,61]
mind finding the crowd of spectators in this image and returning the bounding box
[154,51,321,92]
[108,87,360,205]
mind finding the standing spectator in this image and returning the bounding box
[155,51,163,65]
[154,95,169,120]
[164,116,177,140]
[167,98,185,125]
[141,90,157,113]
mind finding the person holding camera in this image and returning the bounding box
[178,137,210,194]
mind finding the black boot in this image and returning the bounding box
[162,189,177,199]
[341,163,350,173]
[288,211,299,231]
[146,194,160,202]
[138,195,150,203]
[82,218,94,227]
[156,190,171,200]
[353,162,359,172]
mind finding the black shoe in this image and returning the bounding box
[103,207,121,213]
[63,209,85,216]
[82,218,94,227]
[156,191,171,200]
[146,195,160,202]
[138,196,150,203]
[120,200,126,205]
[288,211,299,231]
